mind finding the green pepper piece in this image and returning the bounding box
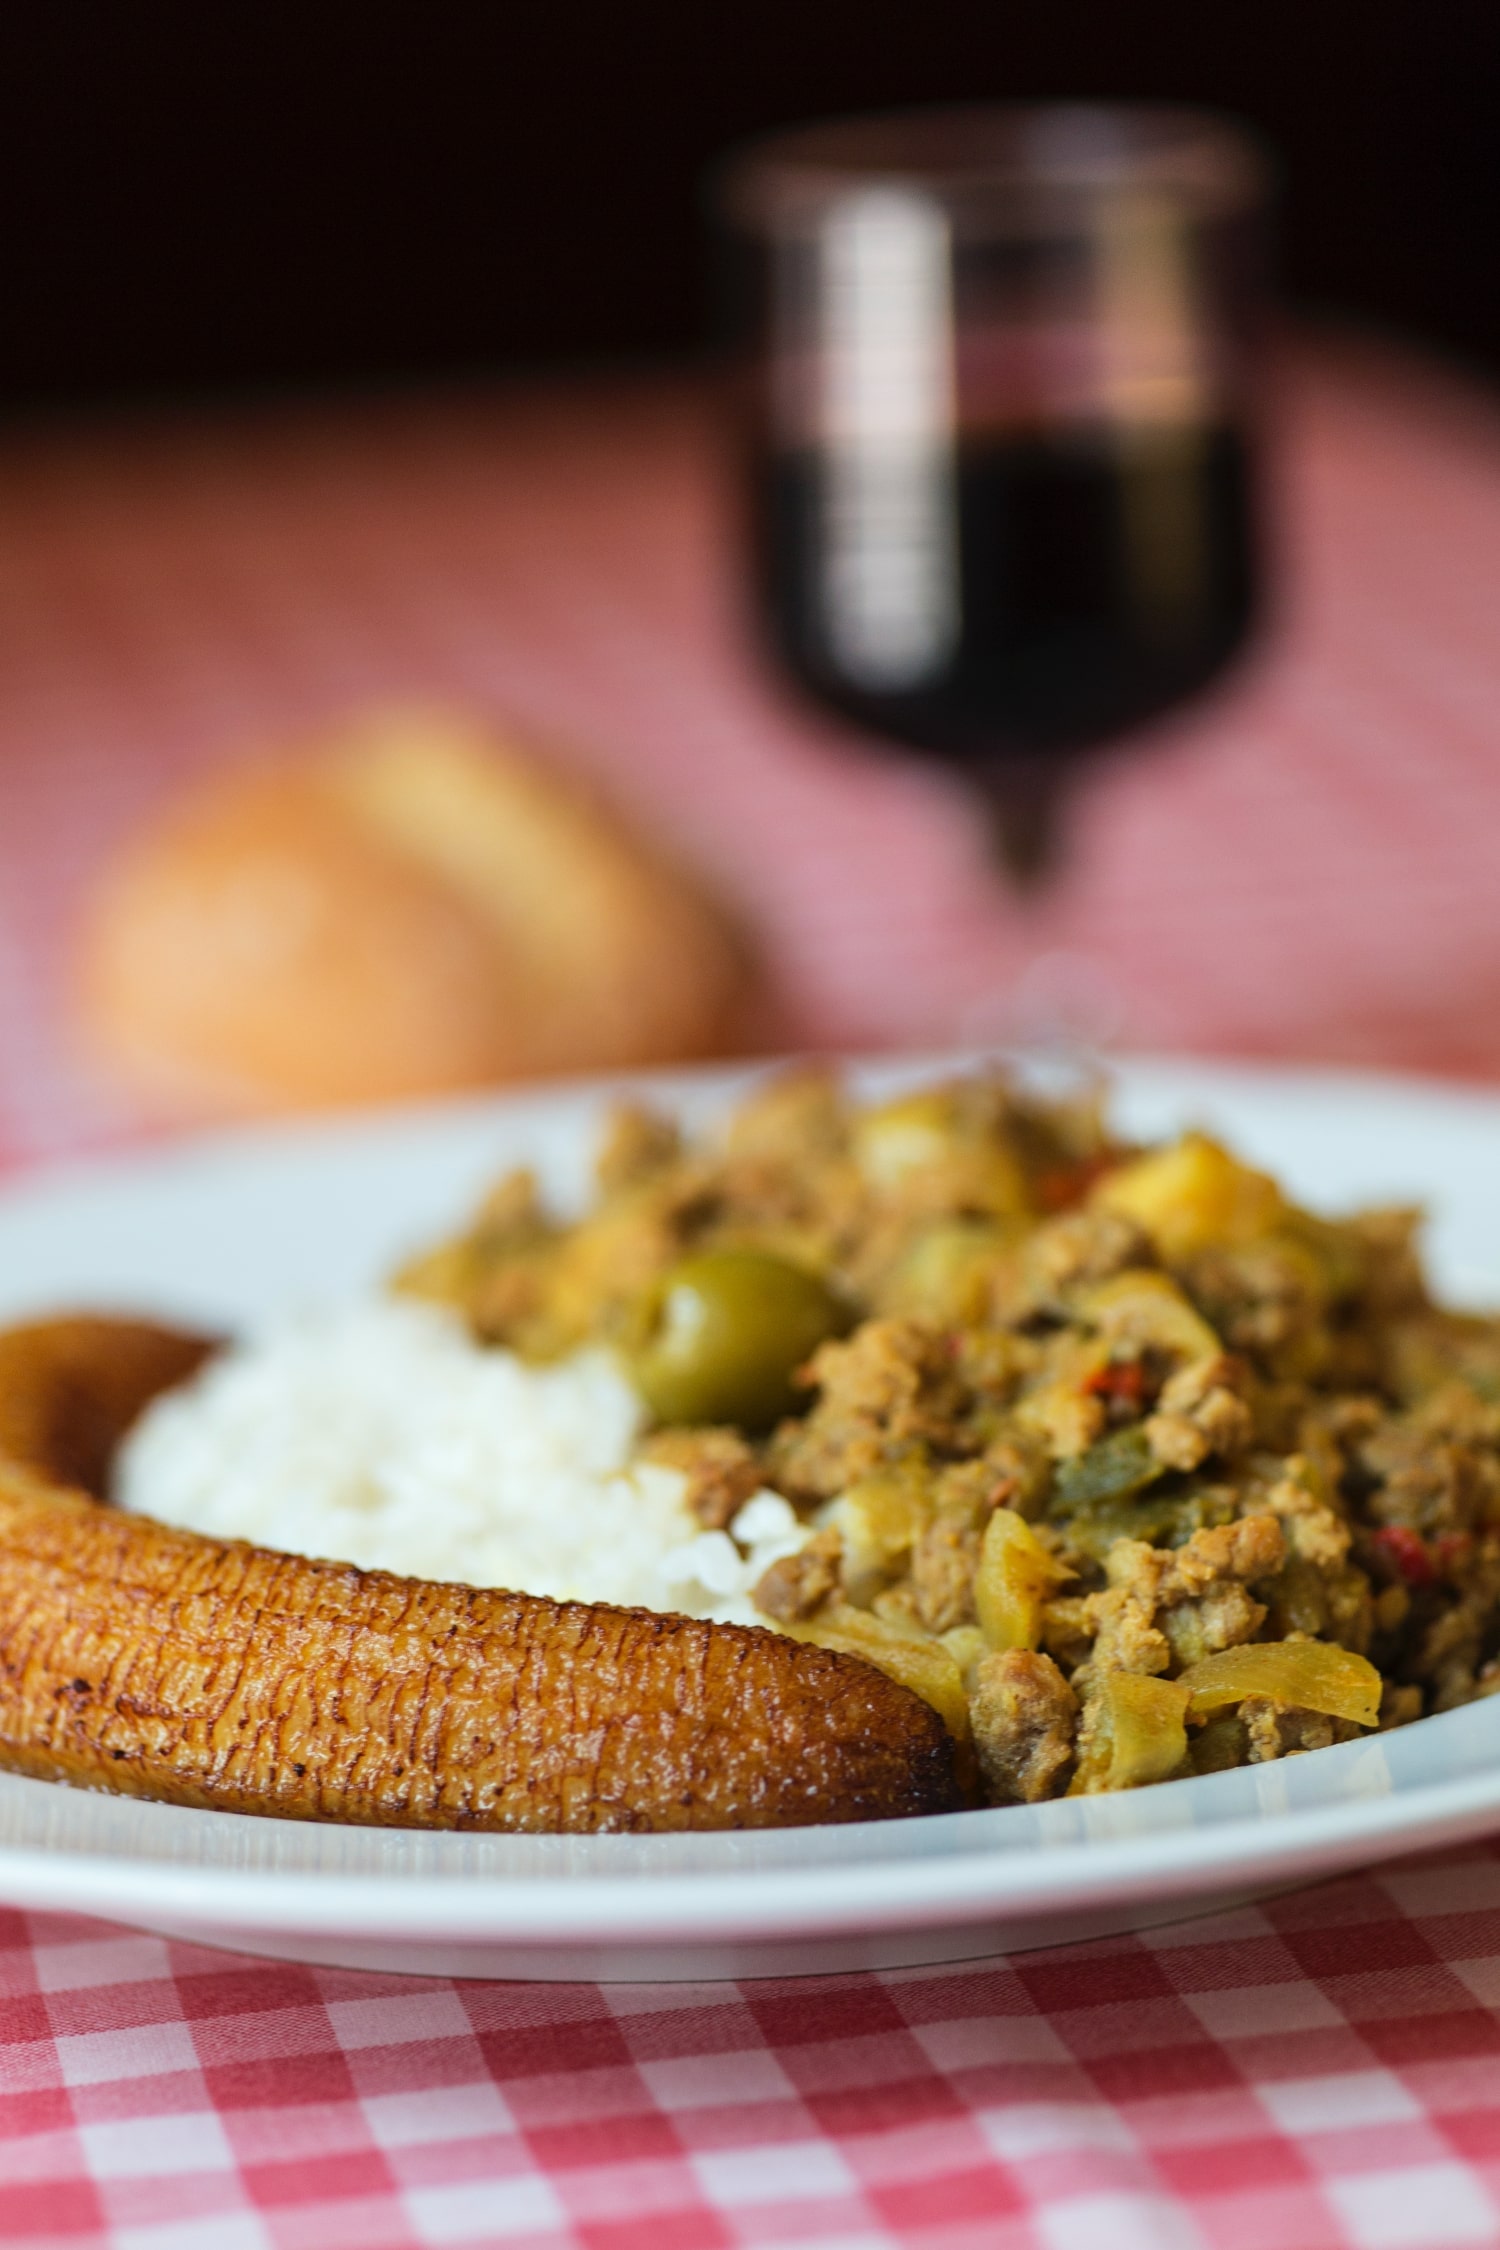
[1060,1485,1235,1562]
[1052,1425,1164,1511]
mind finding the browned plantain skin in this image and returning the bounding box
[0,1318,963,1832]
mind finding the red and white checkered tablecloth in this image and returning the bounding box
[6,336,1500,2246]
[11,1852,1500,2250]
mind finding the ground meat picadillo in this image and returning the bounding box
[405,1068,1500,1803]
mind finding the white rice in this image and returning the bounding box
[113,1299,808,1625]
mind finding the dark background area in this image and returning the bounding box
[1,2,1495,416]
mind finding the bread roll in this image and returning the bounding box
[78,709,748,1113]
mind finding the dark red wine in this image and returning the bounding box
[750,421,1259,760]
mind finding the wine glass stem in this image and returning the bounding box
[978,759,1067,889]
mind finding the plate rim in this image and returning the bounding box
[1,1740,1499,1942]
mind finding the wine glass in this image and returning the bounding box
[714,105,1272,877]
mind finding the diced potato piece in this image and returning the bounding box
[794,1604,971,1739]
[1092,1134,1285,1259]
[1105,1674,1193,1787]
[852,1091,1029,1217]
[1077,1269,1222,1362]
[853,1091,960,1184]
[1075,1674,1192,1792]
[884,1219,1016,1324]
[1178,1640,1381,1727]
[974,1507,1073,1652]
[832,1477,930,1602]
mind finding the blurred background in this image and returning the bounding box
[4,3,1496,409]
[2,1,1499,1160]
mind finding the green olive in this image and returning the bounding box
[629,1249,849,1428]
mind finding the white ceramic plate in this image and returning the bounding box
[4,1054,1500,1983]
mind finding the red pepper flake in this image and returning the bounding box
[1372,1524,1435,1588]
[1034,1153,1115,1213]
[1083,1358,1147,1408]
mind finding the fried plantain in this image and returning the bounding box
[0,1317,962,1831]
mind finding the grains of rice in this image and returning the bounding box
[113,1299,806,1623]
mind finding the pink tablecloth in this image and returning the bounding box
[6,340,1500,2248]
